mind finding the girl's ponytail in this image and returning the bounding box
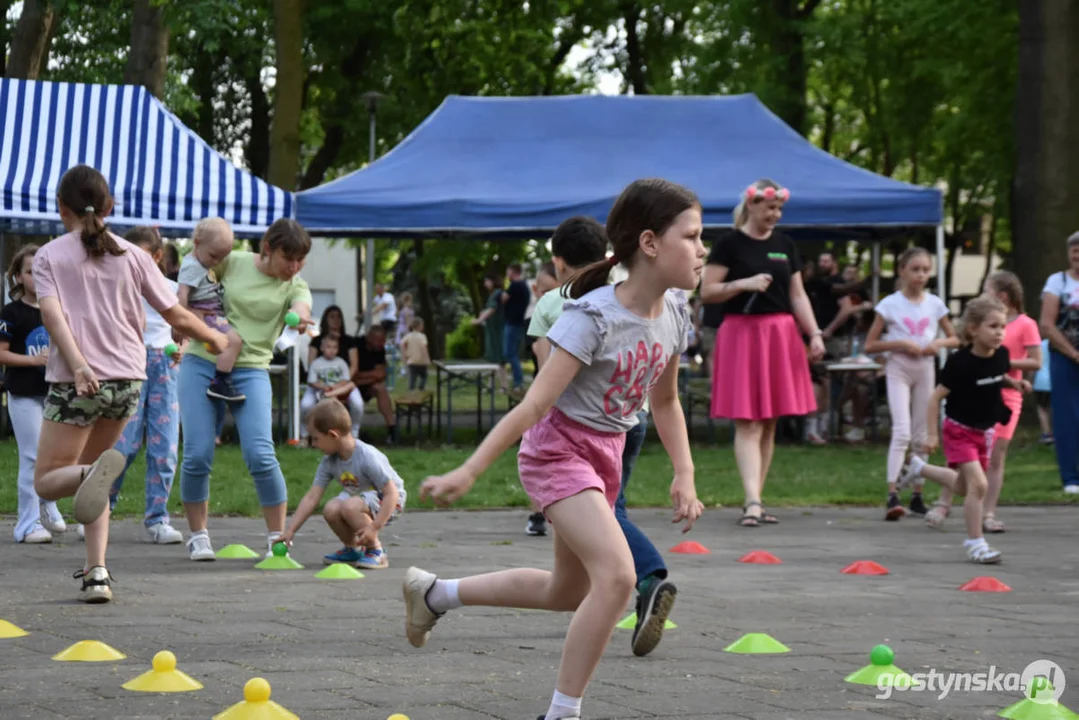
[57,165,124,258]
[566,256,618,300]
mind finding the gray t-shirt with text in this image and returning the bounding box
[546,284,690,433]
[313,441,407,503]
[177,253,224,306]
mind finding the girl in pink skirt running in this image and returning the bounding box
[702,179,824,527]
[405,178,705,720]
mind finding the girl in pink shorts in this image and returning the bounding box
[402,179,706,720]
[931,272,1041,533]
[894,296,1028,564]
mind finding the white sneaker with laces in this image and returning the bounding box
[187,531,216,561]
[41,504,66,534]
[22,526,52,544]
[896,453,925,491]
[965,540,1002,564]
[403,566,442,648]
[75,565,113,603]
[72,449,126,524]
[146,522,184,544]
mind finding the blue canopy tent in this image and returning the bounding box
[295,93,946,303]
[0,78,293,239]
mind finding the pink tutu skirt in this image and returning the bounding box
[710,313,817,421]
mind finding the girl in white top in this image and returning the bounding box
[864,247,959,519]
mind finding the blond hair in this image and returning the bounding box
[307,398,352,435]
[957,295,1006,345]
[733,178,783,229]
[193,217,233,248]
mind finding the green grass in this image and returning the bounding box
[2,429,1074,519]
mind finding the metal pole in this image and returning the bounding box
[363,93,382,333]
[871,240,881,304]
[935,224,947,305]
[290,347,300,443]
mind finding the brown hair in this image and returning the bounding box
[307,398,352,435]
[896,247,931,273]
[567,178,699,299]
[957,295,1006,345]
[6,244,40,301]
[733,178,782,229]
[262,218,311,260]
[409,316,424,331]
[986,270,1023,311]
[57,165,124,258]
[125,226,165,272]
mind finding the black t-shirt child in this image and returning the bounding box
[707,229,802,315]
[0,300,49,397]
[939,346,1011,429]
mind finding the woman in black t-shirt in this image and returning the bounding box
[700,179,825,527]
[308,305,358,377]
[0,245,66,543]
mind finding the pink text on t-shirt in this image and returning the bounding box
[605,340,669,417]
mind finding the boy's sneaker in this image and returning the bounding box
[187,531,216,561]
[146,522,184,544]
[42,508,66,534]
[885,493,905,521]
[207,375,246,403]
[72,449,126,525]
[1039,433,1055,446]
[403,566,442,648]
[631,577,677,657]
[74,565,113,604]
[965,540,1002,564]
[76,524,85,541]
[22,526,52,544]
[908,493,929,516]
[526,513,547,536]
[357,547,389,569]
[323,547,363,565]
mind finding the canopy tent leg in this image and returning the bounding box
[935,224,947,304]
[871,241,881,304]
[365,238,375,331]
[289,347,300,443]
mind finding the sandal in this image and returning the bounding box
[738,501,762,527]
[758,507,779,524]
[925,502,950,530]
[983,513,1006,533]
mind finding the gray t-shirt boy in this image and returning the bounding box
[177,253,224,306]
[313,440,407,504]
[546,284,690,433]
[308,356,350,387]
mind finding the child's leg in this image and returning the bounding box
[299,388,318,436]
[346,388,364,437]
[985,437,1009,519]
[339,497,376,547]
[758,418,778,499]
[322,499,358,547]
[215,328,244,374]
[1037,402,1052,436]
[885,362,914,488]
[957,461,988,539]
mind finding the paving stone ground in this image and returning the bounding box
[1,505,1076,720]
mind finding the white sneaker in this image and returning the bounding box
[965,541,1002,564]
[74,566,113,603]
[187,531,216,561]
[146,523,184,544]
[76,524,85,541]
[21,526,53,544]
[72,449,126,524]
[1064,485,1079,495]
[403,566,442,648]
[896,453,925,491]
[41,505,66,534]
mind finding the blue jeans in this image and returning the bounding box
[503,323,526,387]
[111,349,179,527]
[615,411,667,588]
[1049,350,1079,488]
[178,355,287,507]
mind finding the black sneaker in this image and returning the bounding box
[908,493,929,516]
[74,565,114,604]
[885,493,905,521]
[526,513,547,536]
[206,375,246,402]
[631,577,677,657]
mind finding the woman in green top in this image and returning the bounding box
[472,274,508,392]
[178,219,314,561]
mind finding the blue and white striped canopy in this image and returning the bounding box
[0,78,293,239]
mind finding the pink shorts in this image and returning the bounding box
[518,407,626,513]
[994,389,1023,441]
[943,417,994,471]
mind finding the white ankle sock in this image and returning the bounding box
[964,537,986,549]
[545,690,582,719]
[908,455,926,476]
[425,578,462,613]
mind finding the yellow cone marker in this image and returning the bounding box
[122,650,204,692]
[388,715,410,720]
[52,640,127,662]
[0,619,29,638]
[214,677,300,720]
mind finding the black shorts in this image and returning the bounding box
[1036,391,1051,409]
[358,384,379,402]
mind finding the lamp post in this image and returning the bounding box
[362,91,384,332]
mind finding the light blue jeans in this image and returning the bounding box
[110,348,179,527]
[178,355,287,507]
[8,394,62,541]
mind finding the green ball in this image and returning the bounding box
[164,343,178,357]
[272,541,288,557]
[870,644,894,666]
[284,311,300,328]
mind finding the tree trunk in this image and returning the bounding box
[1011,0,1079,316]
[267,0,305,190]
[7,0,57,79]
[124,0,169,97]
[412,239,441,358]
[245,68,271,179]
[758,0,819,136]
[0,0,11,76]
[622,4,648,94]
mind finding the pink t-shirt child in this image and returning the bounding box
[33,231,178,383]
[1001,314,1040,398]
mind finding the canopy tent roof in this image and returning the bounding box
[295,94,942,238]
[0,78,292,239]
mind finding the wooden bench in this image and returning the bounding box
[394,390,435,442]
